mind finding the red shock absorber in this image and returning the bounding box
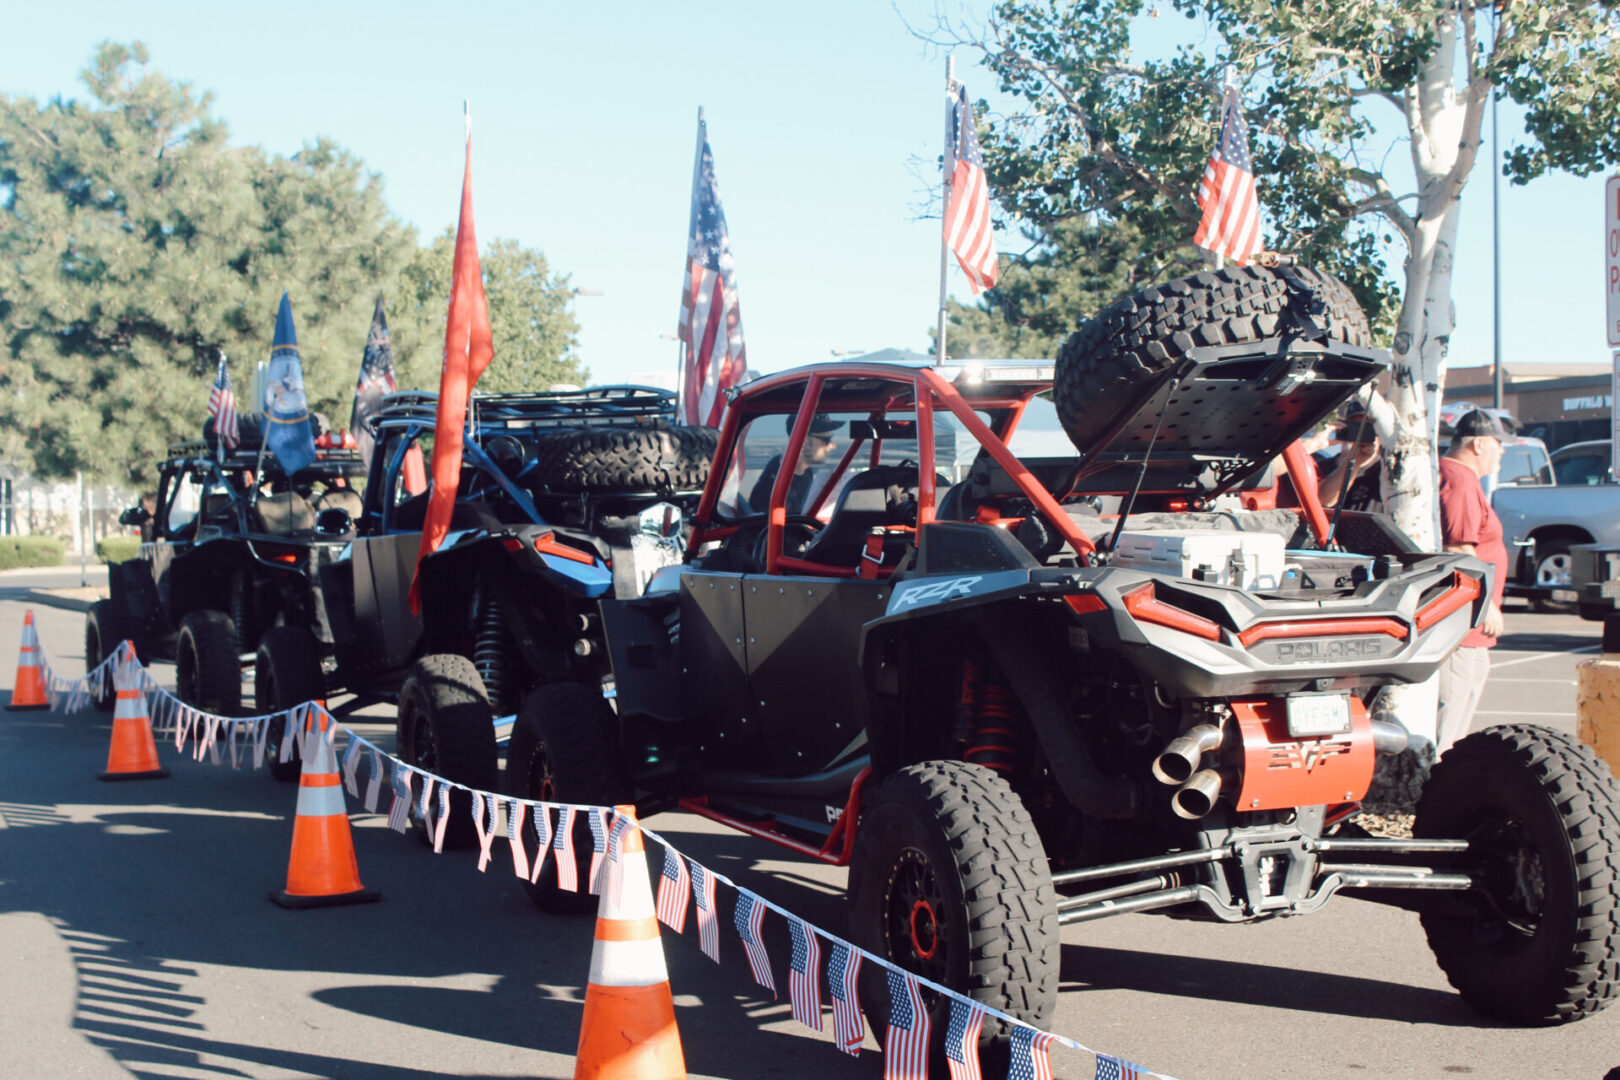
[963,672,1018,774]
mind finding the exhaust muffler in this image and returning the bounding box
[1171,769,1224,820]
[1370,719,1408,756]
[1153,724,1222,786]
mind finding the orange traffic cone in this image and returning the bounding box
[98,646,168,781]
[270,706,380,909]
[574,805,686,1080]
[9,609,49,710]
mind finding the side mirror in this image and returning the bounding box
[119,506,151,527]
[637,502,682,539]
[315,507,353,536]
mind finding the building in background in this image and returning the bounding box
[1443,363,1613,450]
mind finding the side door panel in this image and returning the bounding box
[677,571,764,770]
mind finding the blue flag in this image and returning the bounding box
[263,291,317,474]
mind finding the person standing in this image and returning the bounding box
[1435,409,1509,758]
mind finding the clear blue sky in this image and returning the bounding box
[0,1,1611,390]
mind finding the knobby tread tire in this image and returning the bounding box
[1054,264,1371,454]
[506,681,630,913]
[528,423,718,494]
[176,609,241,717]
[848,760,1059,1035]
[1415,723,1620,1024]
[85,600,126,712]
[255,625,325,782]
[397,654,500,850]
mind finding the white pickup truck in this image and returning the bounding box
[1492,439,1620,610]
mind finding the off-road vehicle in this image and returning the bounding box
[86,420,366,716]
[406,265,1620,1035]
[250,386,717,791]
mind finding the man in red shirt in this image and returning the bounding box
[1435,409,1509,758]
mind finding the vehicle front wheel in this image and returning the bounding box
[847,761,1059,1050]
[1415,724,1620,1024]
[397,654,500,850]
[506,681,629,913]
[176,610,241,717]
[84,600,128,712]
[255,625,325,782]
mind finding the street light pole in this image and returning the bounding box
[1491,15,1505,411]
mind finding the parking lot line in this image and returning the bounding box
[1489,645,1598,670]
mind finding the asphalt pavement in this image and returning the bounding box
[2,596,1618,1080]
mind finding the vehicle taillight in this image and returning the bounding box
[534,532,597,566]
[1414,572,1483,630]
[1064,593,1106,615]
[1237,616,1409,648]
[1122,582,1222,642]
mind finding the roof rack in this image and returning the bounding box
[367,385,676,434]
[163,441,364,476]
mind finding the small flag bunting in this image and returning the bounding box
[656,843,691,932]
[733,890,775,996]
[787,916,822,1031]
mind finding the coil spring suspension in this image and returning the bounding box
[472,591,511,715]
[955,657,1017,773]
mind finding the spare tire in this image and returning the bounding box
[1054,264,1370,455]
[529,423,718,494]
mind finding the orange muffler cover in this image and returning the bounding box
[1231,697,1374,812]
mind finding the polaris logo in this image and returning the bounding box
[1269,638,1388,663]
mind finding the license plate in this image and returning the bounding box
[1287,693,1351,738]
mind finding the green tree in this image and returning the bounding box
[0,41,416,489]
[389,230,584,394]
[932,1,1620,547]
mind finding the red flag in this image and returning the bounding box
[409,128,493,613]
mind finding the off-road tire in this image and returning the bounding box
[506,681,630,913]
[529,424,718,494]
[1414,724,1620,1024]
[176,610,241,717]
[84,600,127,712]
[254,625,325,782]
[1053,264,1371,454]
[397,655,500,850]
[847,761,1059,1047]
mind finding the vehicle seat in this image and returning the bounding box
[254,491,316,535]
[798,465,942,568]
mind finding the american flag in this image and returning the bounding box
[605,811,631,907]
[733,890,776,996]
[1093,1053,1143,1080]
[473,790,501,872]
[676,110,747,428]
[528,803,552,885]
[351,294,397,468]
[387,765,413,832]
[553,806,578,892]
[434,785,450,853]
[656,843,691,932]
[364,747,384,812]
[208,352,239,450]
[943,84,998,295]
[417,775,437,838]
[506,800,530,880]
[692,861,720,962]
[787,917,822,1031]
[1192,86,1261,266]
[883,969,930,1080]
[587,807,609,894]
[1008,1026,1057,1080]
[944,999,987,1080]
[341,739,362,798]
[828,941,864,1056]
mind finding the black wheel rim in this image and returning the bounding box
[1468,812,1548,942]
[177,635,198,704]
[883,847,949,983]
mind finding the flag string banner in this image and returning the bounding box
[34,638,1179,1080]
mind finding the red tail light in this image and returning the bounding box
[534,532,598,566]
[1415,572,1482,630]
[1237,616,1408,649]
[1122,582,1222,641]
[1064,593,1107,615]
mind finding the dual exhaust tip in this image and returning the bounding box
[1151,715,1409,820]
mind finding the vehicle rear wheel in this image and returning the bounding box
[397,654,500,850]
[176,610,241,716]
[1532,540,1577,613]
[84,601,127,712]
[506,681,629,913]
[1053,264,1370,455]
[255,625,325,782]
[847,761,1059,1051]
[1414,724,1620,1024]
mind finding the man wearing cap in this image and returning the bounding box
[1435,408,1509,757]
[748,414,840,514]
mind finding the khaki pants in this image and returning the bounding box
[1436,646,1492,760]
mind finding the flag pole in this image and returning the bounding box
[936,56,956,361]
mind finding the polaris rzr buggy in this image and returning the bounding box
[87,424,366,717]
[402,266,1618,1034]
